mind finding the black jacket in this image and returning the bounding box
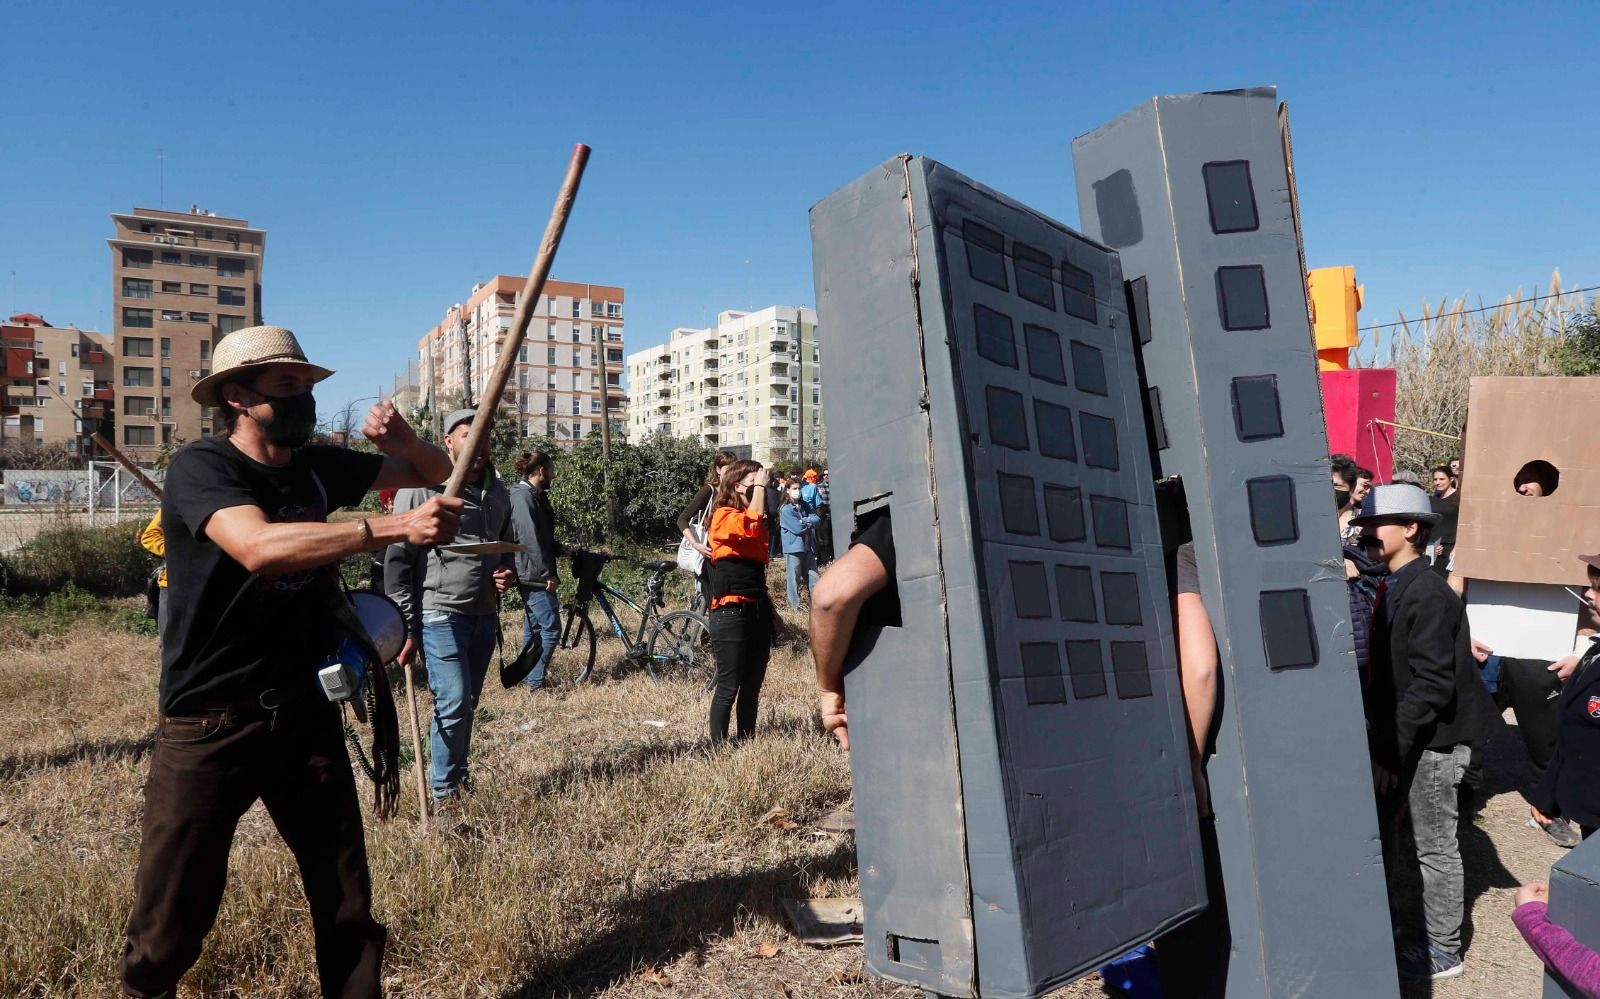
[1531,639,1600,827]
[508,481,559,586]
[1365,558,1497,771]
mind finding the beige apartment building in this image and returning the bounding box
[625,305,824,466]
[417,276,626,444]
[108,206,265,461]
[0,312,114,451]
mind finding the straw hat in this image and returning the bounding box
[191,325,335,406]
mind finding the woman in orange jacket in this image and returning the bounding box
[705,459,774,744]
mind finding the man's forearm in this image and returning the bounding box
[402,439,453,485]
[232,516,405,576]
[811,598,860,696]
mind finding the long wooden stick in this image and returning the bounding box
[443,143,590,499]
[90,433,163,498]
[403,657,430,833]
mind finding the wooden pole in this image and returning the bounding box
[443,143,590,499]
[403,659,429,833]
[90,432,162,498]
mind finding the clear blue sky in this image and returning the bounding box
[4,0,1597,413]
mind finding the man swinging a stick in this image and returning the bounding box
[120,325,459,999]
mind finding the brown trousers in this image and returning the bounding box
[121,700,385,998]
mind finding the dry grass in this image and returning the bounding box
[0,583,1559,998]
[1355,269,1593,475]
[0,587,927,999]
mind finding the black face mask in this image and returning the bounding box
[1334,486,1351,511]
[255,390,317,448]
[746,485,759,503]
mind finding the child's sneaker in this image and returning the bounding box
[1397,943,1463,981]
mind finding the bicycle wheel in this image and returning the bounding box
[646,610,713,686]
[559,605,598,683]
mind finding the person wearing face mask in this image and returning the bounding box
[779,481,822,609]
[509,449,565,694]
[123,326,460,999]
[385,408,516,804]
[706,459,776,744]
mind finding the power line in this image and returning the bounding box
[1359,285,1599,333]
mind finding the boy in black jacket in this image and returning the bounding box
[1530,555,1600,838]
[1354,484,1498,983]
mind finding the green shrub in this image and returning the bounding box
[3,521,153,597]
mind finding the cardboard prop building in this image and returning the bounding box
[810,156,1206,998]
[1543,832,1600,997]
[1071,88,1399,996]
[1454,376,1600,662]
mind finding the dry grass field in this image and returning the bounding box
[0,583,1569,998]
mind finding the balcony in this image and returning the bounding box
[655,400,671,413]
[700,374,718,387]
[656,368,672,379]
[702,414,718,426]
[767,363,792,383]
[93,387,114,401]
[703,358,719,369]
[85,350,107,364]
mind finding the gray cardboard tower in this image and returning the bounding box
[1545,836,1600,997]
[1072,87,1399,996]
[810,156,1205,998]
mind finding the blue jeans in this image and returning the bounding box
[420,610,499,800]
[784,551,819,609]
[521,586,561,690]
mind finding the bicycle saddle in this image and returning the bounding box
[640,560,678,572]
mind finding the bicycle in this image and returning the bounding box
[557,549,712,686]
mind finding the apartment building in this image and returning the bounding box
[625,305,824,465]
[0,313,114,452]
[108,206,266,461]
[417,276,626,444]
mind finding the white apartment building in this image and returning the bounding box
[625,305,823,465]
[418,276,626,444]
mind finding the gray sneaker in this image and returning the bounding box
[1529,815,1582,848]
[1397,943,1463,982]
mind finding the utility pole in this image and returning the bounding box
[595,324,618,538]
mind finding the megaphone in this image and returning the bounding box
[318,592,406,703]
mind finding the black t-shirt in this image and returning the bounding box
[849,508,901,628]
[159,437,383,715]
[1431,492,1460,547]
[1175,541,1201,596]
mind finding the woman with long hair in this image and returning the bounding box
[678,449,737,603]
[705,459,773,744]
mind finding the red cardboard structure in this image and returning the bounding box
[1321,368,1396,480]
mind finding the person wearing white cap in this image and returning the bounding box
[1352,483,1498,983]
[122,325,460,999]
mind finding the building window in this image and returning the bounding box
[190,283,209,295]
[590,398,601,413]
[217,286,246,306]
[123,367,154,387]
[571,300,582,318]
[161,367,171,388]
[216,258,245,277]
[123,396,155,416]
[161,252,181,265]
[547,347,557,364]
[161,397,171,418]
[161,338,171,358]
[123,278,152,299]
[189,254,209,267]
[123,308,154,329]
[125,426,155,446]
[218,315,246,335]
[518,345,528,363]
[160,281,182,293]
[607,302,621,317]
[571,399,581,415]
[189,312,209,323]
[123,337,154,357]
[199,340,210,361]
[572,350,582,366]
[571,329,581,343]
[161,310,184,321]
[122,249,152,270]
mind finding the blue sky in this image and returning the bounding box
[4,0,1597,412]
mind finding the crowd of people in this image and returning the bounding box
[119,322,1600,997]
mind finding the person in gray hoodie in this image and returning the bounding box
[385,409,515,802]
[509,449,564,693]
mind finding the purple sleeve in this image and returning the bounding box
[1514,902,1600,996]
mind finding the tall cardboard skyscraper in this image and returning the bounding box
[1072,87,1398,997]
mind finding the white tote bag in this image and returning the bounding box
[676,493,715,576]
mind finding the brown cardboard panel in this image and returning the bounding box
[1454,376,1600,585]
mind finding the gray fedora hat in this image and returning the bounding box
[1349,483,1441,527]
[444,408,478,434]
